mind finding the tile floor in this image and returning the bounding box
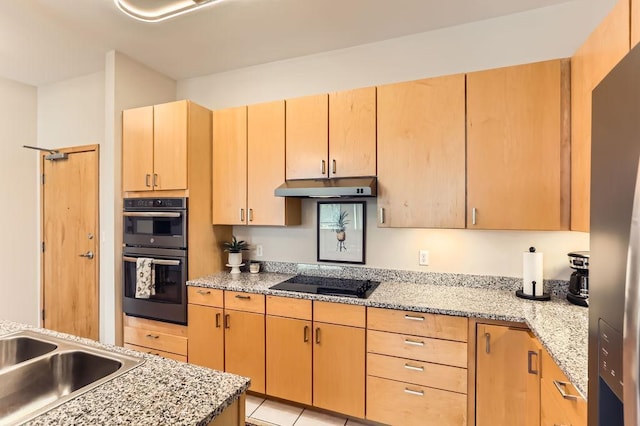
[246,395,371,426]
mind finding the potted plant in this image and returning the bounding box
[334,210,349,252]
[223,236,249,267]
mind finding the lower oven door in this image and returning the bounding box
[122,247,187,325]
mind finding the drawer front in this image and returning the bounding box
[367,307,468,342]
[314,301,365,327]
[266,295,312,320]
[367,353,467,394]
[124,326,188,355]
[188,287,224,307]
[367,330,467,368]
[541,350,587,425]
[124,343,187,362]
[225,291,265,313]
[366,376,467,426]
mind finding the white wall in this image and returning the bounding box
[0,78,38,324]
[177,0,603,281]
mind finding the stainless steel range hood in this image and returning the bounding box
[274,177,377,198]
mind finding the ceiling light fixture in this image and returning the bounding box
[114,0,221,22]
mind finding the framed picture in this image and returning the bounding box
[317,201,366,264]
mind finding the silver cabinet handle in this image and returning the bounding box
[79,251,94,260]
[379,207,385,224]
[485,332,491,354]
[196,289,211,295]
[527,350,539,375]
[472,207,477,225]
[332,159,336,174]
[235,294,251,300]
[404,363,424,372]
[153,173,158,187]
[404,339,424,347]
[315,327,321,344]
[303,325,309,343]
[224,314,230,329]
[145,174,151,187]
[404,388,424,396]
[248,208,253,222]
[404,314,424,321]
[239,208,245,222]
[123,212,181,218]
[553,380,580,400]
[123,256,180,266]
[321,159,326,175]
[215,313,221,328]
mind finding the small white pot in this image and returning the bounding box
[228,252,242,266]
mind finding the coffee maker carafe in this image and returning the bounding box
[567,251,589,307]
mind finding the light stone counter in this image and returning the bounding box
[188,271,588,398]
[0,320,250,425]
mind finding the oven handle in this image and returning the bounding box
[123,212,182,218]
[123,256,181,266]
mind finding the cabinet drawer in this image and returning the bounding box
[188,287,224,307]
[314,301,365,327]
[124,326,187,355]
[366,376,466,426]
[367,353,467,394]
[124,343,187,362]
[541,349,587,425]
[367,307,468,342]
[266,296,312,320]
[367,330,467,368]
[225,291,265,313]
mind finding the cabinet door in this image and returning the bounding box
[187,304,224,371]
[476,324,540,426]
[248,101,300,226]
[265,315,312,404]
[285,94,328,179]
[467,60,566,230]
[224,309,265,393]
[212,106,247,225]
[153,101,188,190]
[313,322,365,418]
[329,87,376,177]
[377,74,466,228]
[540,347,587,426]
[122,106,153,192]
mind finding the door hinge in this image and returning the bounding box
[41,309,45,321]
[41,242,45,252]
[41,174,45,185]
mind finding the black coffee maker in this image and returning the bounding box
[567,251,589,307]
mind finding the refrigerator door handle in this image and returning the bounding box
[624,162,640,426]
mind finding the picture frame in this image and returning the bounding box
[317,201,366,264]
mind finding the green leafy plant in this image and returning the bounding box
[223,236,249,253]
[334,210,350,233]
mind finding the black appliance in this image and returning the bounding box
[588,43,640,425]
[270,275,380,298]
[122,198,188,325]
[567,251,589,307]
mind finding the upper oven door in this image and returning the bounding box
[123,210,187,248]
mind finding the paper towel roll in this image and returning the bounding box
[523,250,544,296]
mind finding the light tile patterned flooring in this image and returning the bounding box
[246,395,371,426]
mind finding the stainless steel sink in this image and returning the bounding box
[0,335,57,372]
[0,330,144,425]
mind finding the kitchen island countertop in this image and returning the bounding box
[189,271,588,398]
[0,320,250,426]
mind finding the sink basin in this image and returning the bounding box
[0,330,144,425]
[0,336,57,372]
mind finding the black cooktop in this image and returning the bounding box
[270,275,380,299]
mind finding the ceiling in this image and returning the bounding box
[0,0,574,87]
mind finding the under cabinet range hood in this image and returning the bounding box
[274,177,377,198]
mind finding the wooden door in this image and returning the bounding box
[122,106,153,192]
[475,324,540,426]
[224,309,265,393]
[285,94,328,179]
[153,100,188,190]
[377,74,466,228]
[248,101,300,226]
[265,315,312,404]
[467,59,565,230]
[329,87,376,177]
[212,106,247,225]
[188,304,224,371]
[42,145,99,340]
[313,322,365,418]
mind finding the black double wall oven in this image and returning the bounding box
[122,198,188,325]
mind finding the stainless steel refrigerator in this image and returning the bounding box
[590,43,640,425]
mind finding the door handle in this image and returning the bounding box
[79,251,94,260]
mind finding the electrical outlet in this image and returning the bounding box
[419,250,429,266]
[256,244,263,257]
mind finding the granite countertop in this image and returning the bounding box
[188,271,588,398]
[0,321,250,426]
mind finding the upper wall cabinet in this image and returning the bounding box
[467,59,570,230]
[123,100,189,192]
[572,0,629,231]
[377,74,466,228]
[285,88,376,180]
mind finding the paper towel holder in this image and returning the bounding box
[516,247,550,301]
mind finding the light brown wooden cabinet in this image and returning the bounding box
[122,100,190,192]
[540,346,587,426]
[123,314,188,362]
[475,323,540,426]
[467,59,569,231]
[377,74,466,228]
[212,101,300,226]
[286,88,376,180]
[187,287,224,371]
